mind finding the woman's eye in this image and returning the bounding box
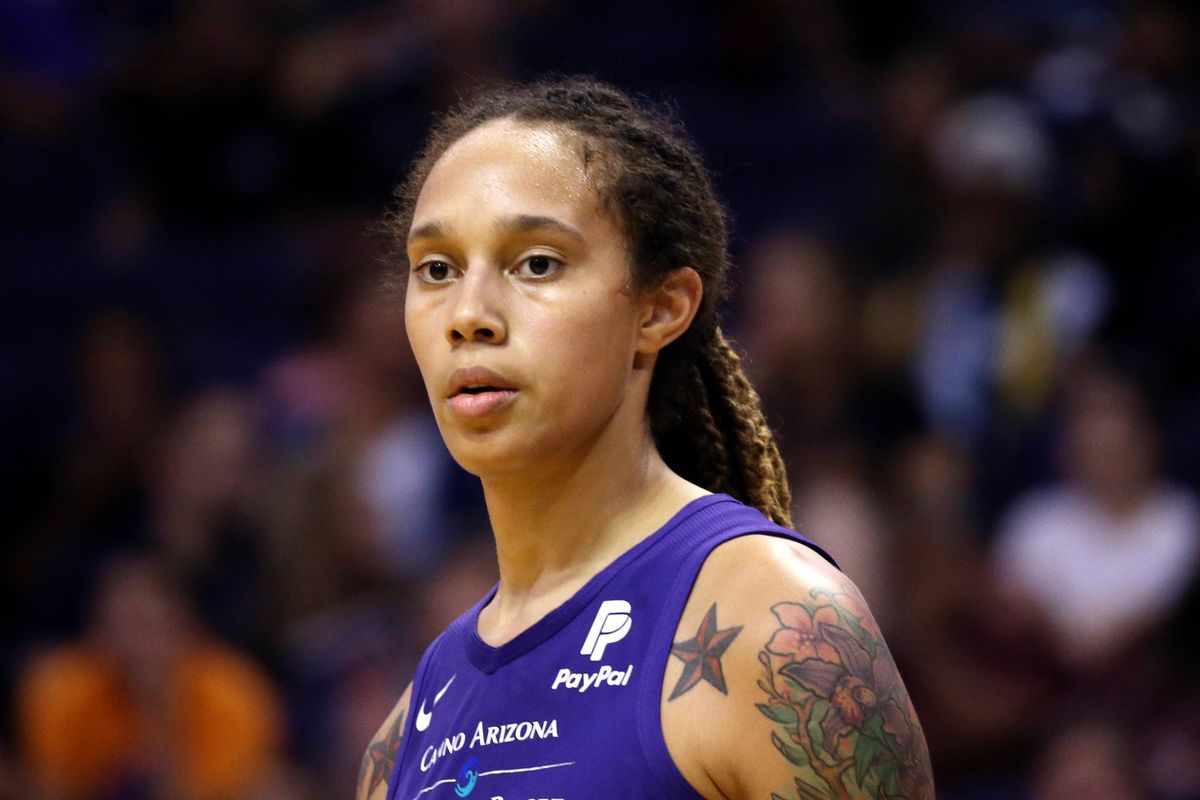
[516,254,563,279]
[416,260,456,283]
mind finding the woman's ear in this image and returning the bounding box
[636,267,703,354]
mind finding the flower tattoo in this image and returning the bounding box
[756,587,933,800]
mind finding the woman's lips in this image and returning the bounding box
[446,366,518,418]
[447,388,518,417]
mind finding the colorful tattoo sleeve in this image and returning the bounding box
[756,587,933,800]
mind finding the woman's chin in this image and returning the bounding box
[443,431,544,480]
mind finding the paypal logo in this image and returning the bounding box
[580,600,632,661]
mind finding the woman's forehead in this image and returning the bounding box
[432,120,589,192]
[413,118,604,230]
[451,118,577,162]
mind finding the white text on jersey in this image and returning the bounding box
[551,663,633,692]
[419,719,560,772]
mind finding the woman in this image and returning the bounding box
[357,78,933,800]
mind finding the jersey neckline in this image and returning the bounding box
[463,492,733,674]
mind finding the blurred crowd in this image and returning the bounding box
[3,1,1200,798]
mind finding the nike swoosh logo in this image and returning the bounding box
[415,674,456,732]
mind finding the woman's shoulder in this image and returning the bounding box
[705,523,838,580]
[661,529,933,799]
[681,531,856,698]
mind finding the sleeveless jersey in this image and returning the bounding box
[385,493,836,800]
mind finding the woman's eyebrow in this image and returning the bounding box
[496,214,584,243]
[408,220,449,243]
[408,215,585,245]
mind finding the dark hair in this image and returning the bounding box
[387,77,792,526]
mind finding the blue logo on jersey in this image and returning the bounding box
[454,758,480,797]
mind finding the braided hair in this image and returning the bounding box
[388,77,792,526]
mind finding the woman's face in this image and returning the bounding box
[404,118,649,478]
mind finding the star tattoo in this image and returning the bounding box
[669,603,743,700]
[360,709,405,797]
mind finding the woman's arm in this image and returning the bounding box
[357,682,413,800]
[662,536,934,800]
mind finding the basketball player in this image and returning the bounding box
[357,79,933,800]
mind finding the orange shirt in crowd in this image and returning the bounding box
[17,642,282,800]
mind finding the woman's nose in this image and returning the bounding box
[446,268,506,345]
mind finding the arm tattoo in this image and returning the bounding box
[756,587,933,800]
[669,602,742,700]
[359,709,406,798]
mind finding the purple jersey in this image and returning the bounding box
[385,493,835,800]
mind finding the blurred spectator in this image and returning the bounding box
[792,450,893,624]
[886,435,1059,794]
[993,363,1200,673]
[150,388,272,655]
[281,596,419,800]
[868,45,951,268]
[914,93,1111,446]
[12,309,167,640]
[15,555,285,800]
[1031,720,1149,800]
[737,230,920,482]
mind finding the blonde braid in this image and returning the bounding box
[650,330,792,528]
[703,331,793,527]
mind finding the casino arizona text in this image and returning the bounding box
[420,719,560,772]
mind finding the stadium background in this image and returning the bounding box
[3,0,1200,798]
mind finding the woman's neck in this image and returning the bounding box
[476,424,706,644]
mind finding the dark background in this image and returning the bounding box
[3,0,1200,798]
